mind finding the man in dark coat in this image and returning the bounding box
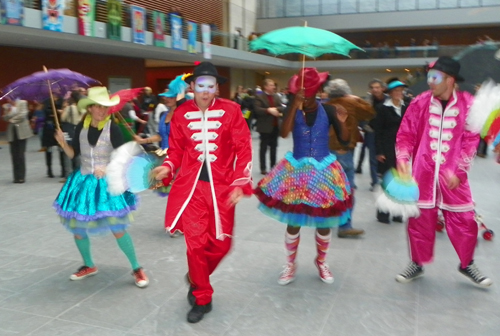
[253,79,285,174]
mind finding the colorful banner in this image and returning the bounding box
[77,0,95,36]
[170,14,182,50]
[153,11,165,47]
[1,0,24,26]
[42,0,64,32]
[64,0,76,16]
[201,24,212,59]
[131,5,145,45]
[107,0,122,41]
[187,21,197,54]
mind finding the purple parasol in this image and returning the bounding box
[0,68,101,101]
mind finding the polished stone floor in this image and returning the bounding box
[0,134,499,336]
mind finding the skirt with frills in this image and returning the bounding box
[254,152,352,228]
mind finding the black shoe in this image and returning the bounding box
[392,216,403,223]
[396,262,424,283]
[459,261,493,288]
[187,302,212,323]
[187,285,196,306]
[261,171,268,175]
[377,211,390,224]
[355,168,362,174]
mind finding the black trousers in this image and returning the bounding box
[259,126,279,172]
[10,130,27,181]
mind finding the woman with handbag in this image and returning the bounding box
[2,100,33,183]
[60,92,84,181]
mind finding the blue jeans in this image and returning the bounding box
[332,150,355,230]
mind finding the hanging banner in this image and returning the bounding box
[170,14,182,50]
[77,0,95,36]
[1,0,24,26]
[201,23,212,59]
[107,0,122,41]
[64,0,76,16]
[131,5,146,45]
[187,21,197,54]
[42,0,64,32]
[152,11,165,47]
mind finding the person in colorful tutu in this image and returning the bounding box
[254,68,353,285]
[54,86,149,288]
[395,56,492,287]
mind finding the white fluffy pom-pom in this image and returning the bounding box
[376,192,420,221]
[106,141,143,195]
[466,79,500,133]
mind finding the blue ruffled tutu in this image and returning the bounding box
[53,169,137,235]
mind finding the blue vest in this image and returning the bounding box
[292,103,330,161]
[158,111,171,150]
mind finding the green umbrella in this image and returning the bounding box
[249,26,363,59]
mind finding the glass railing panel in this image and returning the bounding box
[378,0,397,12]
[285,0,303,17]
[304,0,321,16]
[322,0,340,14]
[340,0,357,13]
[359,1,377,12]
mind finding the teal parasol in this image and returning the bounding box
[249,26,363,59]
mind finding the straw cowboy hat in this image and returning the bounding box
[77,86,120,110]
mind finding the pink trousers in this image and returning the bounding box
[408,208,477,268]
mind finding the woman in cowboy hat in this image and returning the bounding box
[54,86,149,288]
[254,68,353,286]
[372,78,409,224]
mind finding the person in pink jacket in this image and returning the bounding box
[395,57,492,288]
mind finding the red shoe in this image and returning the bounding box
[133,267,149,288]
[69,266,98,280]
[315,259,334,284]
[278,263,296,285]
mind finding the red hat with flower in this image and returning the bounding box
[288,68,329,97]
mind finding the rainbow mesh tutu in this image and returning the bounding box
[255,152,352,228]
[53,169,137,235]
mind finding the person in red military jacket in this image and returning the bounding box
[153,62,253,323]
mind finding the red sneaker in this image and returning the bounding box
[133,267,149,288]
[69,266,98,280]
[315,259,334,284]
[278,263,296,285]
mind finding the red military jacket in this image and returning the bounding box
[161,98,253,239]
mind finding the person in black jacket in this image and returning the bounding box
[372,78,409,224]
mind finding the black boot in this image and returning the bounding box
[187,285,195,307]
[46,151,54,177]
[187,302,212,323]
[392,216,403,223]
[59,150,66,178]
[377,211,390,224]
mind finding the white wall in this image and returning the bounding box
[228,0,258,36]
[257,6,500,33]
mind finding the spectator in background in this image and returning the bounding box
[422,39,430,57]
[242,88,255,129]
[394,39,401,57]
[356,79,385,191]
[3,100,32,183]
[410,38,417,57]
[33,102,46,151]
[234,28,244,49]
[140,87,157,134]
[254,79,284,174]
[42,96,65,178]
[431,37,439,56]
[325,78,374,238]
[372,78,408,224]
[364,40,372,58]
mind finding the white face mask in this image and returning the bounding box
[194,76,217,94]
